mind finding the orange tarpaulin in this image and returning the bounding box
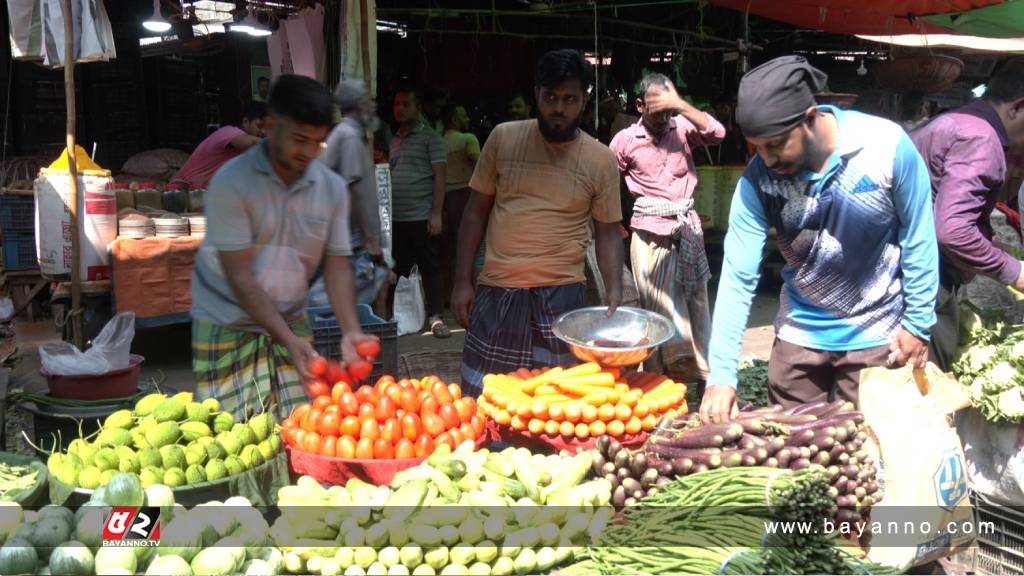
[111,236,203,319]
[709,0,1004,36]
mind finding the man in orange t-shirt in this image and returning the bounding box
[452,49,624,396]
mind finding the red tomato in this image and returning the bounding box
[328,362,352,386]
[291,403,311,423]
[414,434,435,457]
[399,389,420,413]
[358,402,377,424]
[420,396,439,417]
[469,415,485,439]
[396,409,406,420]
[383,384,404,405]
[318,413,340,437]
[381,418,401,444]
[349,360,373,381]
[375,396,397,421]
[434,431,455,451]
[307,380,330,399]
[401,413,422,441]
[395,438,416,459]
[302,408,323,432]
[452,398,473,424]
[337,435,357,458]
[463,397,478,418]
[302,431,322,454]
[292,429,307,449]
[448,384,462,400]
[398,378,415,391]
[339,392,360,417]
[357,339,382,358]
[373,438,395,459]
[281,427,296,446]
[308,356,328,377]
[319,435,337,457]
[360,418,380,441]
[439,404,461,430]
[459,422,476,443]
[282,416,296,430]
[312,395,332,411]
[355,437,374,459]
[432,382,455,406]
[355,385,380,405]
[422,412,446,437]
[340,415,360,438]
[448,427,465,447]
[323,404,340,417]
[331,382,351,404]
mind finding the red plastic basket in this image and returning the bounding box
[487,419,647,453]
[43,354,144,401]
[287,435,489,486]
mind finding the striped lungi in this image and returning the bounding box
[461,283,585,397]
[192,316,312,422]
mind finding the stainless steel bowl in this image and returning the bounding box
[552,306,675,367]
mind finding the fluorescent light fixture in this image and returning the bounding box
[858,33,1024,53]
[228,9,271,36]
[142,0,173,33]
[973,84,988,98]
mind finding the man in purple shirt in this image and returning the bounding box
[912,59,1024,371]
[610,74,726,380]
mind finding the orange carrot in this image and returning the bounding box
[521,367,564,393]
[553,373,616,388]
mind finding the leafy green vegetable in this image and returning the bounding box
[737,359,769,408]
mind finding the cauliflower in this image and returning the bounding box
[1013,339,1024,360]
[966,345,999,373]
[960,308,984,345]
[988,361,1018,388]
[997,388,1024,420]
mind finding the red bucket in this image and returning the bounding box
[43,354,145,400]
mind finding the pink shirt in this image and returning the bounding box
[610,114,726,236]
[173,126,247,188]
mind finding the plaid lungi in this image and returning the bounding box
[192,316,312,422]
[461,283,585,397]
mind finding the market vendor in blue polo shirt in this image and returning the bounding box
[684,56,939,423]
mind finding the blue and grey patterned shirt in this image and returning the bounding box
[708,106,938,388]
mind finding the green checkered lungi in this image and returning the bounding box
[192,316,312,422]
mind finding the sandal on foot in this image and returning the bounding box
[430,319,451,339]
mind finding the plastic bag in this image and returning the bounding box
[956,407,1024,506]
[39,312,135,375]
[393,266,425,336]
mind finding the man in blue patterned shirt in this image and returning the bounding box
[693,56,939,423]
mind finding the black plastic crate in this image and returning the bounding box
[2,232,38,270]
[974,491,1024,575]
[308,304,398,383]
[0,196,34,234]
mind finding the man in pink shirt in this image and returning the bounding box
[610,73,726,381]
[173,102,268,188]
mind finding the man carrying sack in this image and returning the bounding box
[700,56,939,423]
[191,75,377,421]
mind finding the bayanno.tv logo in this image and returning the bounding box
[102,507,161,547]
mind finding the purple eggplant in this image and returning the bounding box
[790,458,812,470]
[671,457,693,476]
[783,429,816,447]
[788,399,832,416]
[813,451,831,466]
[647,443,725,465]
[835,508,861,523]
[764,457,779,468]
[692,463,710,474]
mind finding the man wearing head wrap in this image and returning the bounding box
[678,55,938,423]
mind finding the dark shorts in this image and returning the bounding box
[766,338,891,408]
[461,283,585,397]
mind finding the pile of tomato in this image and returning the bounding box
[282,367,487,460]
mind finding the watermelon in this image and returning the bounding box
[94,546,137,575]
[146,554,193,576]
[48,541,94,575]
[74,508,106,550]
[105,473,145,507]
[0,537,37,575]
[0,502,24,545]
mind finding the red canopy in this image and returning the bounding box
[709,0,1005,36]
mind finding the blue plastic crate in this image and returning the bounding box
[0,196,34,235]
[307,304,398,382]
[2,233,38,270]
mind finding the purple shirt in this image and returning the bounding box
[911,99,1018,285]
[610,113,726,236]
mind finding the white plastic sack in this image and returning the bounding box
[956,407,1024,506]
[39,311,135,375]
[393,266,425,336]
[0,298,13,322]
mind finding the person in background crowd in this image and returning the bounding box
[453,49,624,395]
[712,101,749,165]
[173,102,268,188]
[191,75,376,421]
[421,87,449,134]
[506,92,532,122]
[610,73,726,383]
[442,101,482,301]
[321,79,389,305]
[698,56,938,423]
[390,87,451,338]
[911,59,1024,372]
[256,77,270,102]
[901,93,939,133]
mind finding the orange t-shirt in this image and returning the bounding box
[469,120,622,288]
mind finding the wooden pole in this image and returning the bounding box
[359,0,371,91]
[62,0,83,348]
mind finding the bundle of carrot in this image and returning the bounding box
[478,362,687,441]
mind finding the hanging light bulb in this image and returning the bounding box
[142,0,172,33]
[856,59,868,76]
[228,9,272,37]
